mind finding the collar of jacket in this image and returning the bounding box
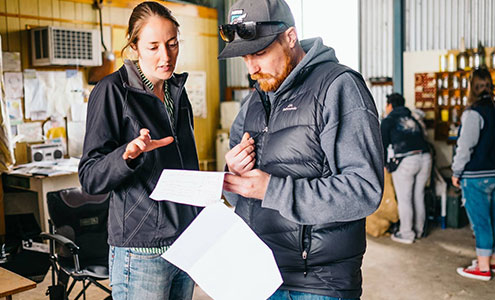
[121,59,188,94]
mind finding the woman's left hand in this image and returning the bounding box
[451,176,460,188]
[123,128,174,160]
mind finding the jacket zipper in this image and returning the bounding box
[127,84,185,168]
[300,225,312,277]
[171,85,186,168]
[257,93,273,168]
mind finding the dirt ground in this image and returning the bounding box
[18,226,495,300]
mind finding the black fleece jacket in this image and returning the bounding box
[79,60,200,247]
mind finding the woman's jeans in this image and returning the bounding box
[269,289,358,300]
[461,177,495,257]
[109,246,194,300]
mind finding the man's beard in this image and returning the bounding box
[250,47,296,92]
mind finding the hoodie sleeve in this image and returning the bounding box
[78,78,146,195]
[452,110,484,178]
[262,72,384,224]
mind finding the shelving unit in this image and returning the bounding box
[415,69,495,143]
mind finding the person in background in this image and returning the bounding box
[219,0,384,299]
[452,68,495,281]
[381,93,432,244]
[78,2,199,299]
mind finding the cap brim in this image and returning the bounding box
[218,34,278,59]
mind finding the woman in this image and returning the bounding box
[452,68,495,281]
[78,2,199,298]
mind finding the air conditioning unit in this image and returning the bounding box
[31,26,102,66]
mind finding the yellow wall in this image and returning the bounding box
[0,0,220,170]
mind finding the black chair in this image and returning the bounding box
[41,187,112,300]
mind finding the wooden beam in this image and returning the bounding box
[61,0,217,19]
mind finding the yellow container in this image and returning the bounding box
[441,109,449,122]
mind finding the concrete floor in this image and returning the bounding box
[16,226,495,300]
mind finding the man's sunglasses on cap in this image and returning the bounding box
[219,21,288,43]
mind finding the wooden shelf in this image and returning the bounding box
[415,69,495,142]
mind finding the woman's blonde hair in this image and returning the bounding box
[121,1,179,59]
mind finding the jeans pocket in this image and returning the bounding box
[129,249,163,260]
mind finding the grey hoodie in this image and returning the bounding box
[226,37,384,224]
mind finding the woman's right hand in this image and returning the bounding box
[123,128,174,160]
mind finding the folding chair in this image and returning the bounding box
[40,187,112,300]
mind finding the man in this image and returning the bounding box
[219,0,383,299]
[381,93,431,244]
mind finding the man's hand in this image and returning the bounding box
[123,128,174,160]
[223,169,270,200]
[225,132,256,175]
[451,176,460,188]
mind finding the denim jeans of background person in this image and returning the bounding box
[380,93,431,244]
[78,2,200,299]
[461,178,495,256]
[219,0,383,299]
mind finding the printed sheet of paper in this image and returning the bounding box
[162,203,283,300]
[4,72,23,98]
[150,169,225,206]
[185,71,207,118]
[2,52,21,72]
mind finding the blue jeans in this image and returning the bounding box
[461,177,495,257]
[109,246,194,300]
[269,289,359,300]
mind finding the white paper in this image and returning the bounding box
[2,52,21,72]
[23,70,84,120]
[4,72,23,98]
[17,122,43,142]
[6,98,23,125]
[11,158,79,176]
[150,169,225,206]
[23,70,47,120]
[70,101,87,122]
[162,203,283,300]
[185,71,207,118]
[68,121,85,158]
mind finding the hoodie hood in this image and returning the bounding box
[389,106,412,118]
[275,37,339,95]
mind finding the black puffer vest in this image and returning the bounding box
[236,61,366,298]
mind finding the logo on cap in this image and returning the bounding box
[230,9,246,24]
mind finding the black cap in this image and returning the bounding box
[218,0,295,59]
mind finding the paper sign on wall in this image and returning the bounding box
[185,71,207,118]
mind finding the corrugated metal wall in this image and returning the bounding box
[224,0,250,87]
[405,0,495,51]
[360,0,394,116]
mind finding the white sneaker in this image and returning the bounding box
[391,233,414,244]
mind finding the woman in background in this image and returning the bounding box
[79,2,199,298]
[452,68,495,281]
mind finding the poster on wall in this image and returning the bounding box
[4,72,23,98]
[2,52,21,72]
[6,98,23,125]
[185,71,207,119]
